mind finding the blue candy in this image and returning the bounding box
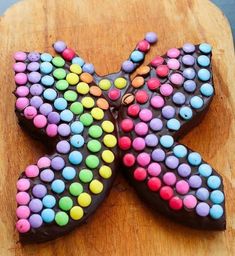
[41,53,53,62]
[41,209,55,223]
[210,190,224,204]
[179,106,193,120]
[199,43,212,54]
[71,121,84,134]
[167,118,181,131]
[42,195,56,208]
[40,62,53,74]
[70,134,84,148]
[188,152,202,166]
[200,83,214,97]
[207,175,221,189]
[197,55,210,67]
[173,145,187,158]
[69,151,83,165]
[60,109,74,122]
[210,205,223,219]
[62,166,76,180]
[43,88,57,101]
[183,68,196,79]
[198,164,212,177]
[130,50,144,62]
[41,75,55,86]
[51,179,65,194]
[160,135,174,148]
[82,63,95,74]
[190,96,204,109]
[72,57,85,66]
[198,69,211,81]
[54,98,68,111]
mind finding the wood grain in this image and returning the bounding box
[0,0,234,255]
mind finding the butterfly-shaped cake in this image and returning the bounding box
[13,32,225,243]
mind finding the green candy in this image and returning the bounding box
[88,125,103,138]
[56,80,69,90]
[79,169,93,183]
[69,182,83,196]
[55,211,69,226]
[64,90,78,101]
[52,56,65,67]
[59,196,73,211]
[53,68,67,80]
[80,113,93,126]
[85,155,99,169]
[70,102,84,115]
[87,140,101,153]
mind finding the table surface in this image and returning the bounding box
[0,0,235,255]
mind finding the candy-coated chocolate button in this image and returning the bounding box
[147,78,160,90]
[199,43,212,54]
[41,209,55,223]
[121,119,134,132]
[188,152,202,166]
[89,180,104,194]
[70,134,84,148]
[77,192,92,207]
[52,57,65,67]
[99,165,112,179]
[118,136,131,150]
[88,125,103,138]
[136,65,150,76]
[64,90,78,101]
[190,96,204,109]
[90,86,102,97]
[114,77,127,89]
[159,186,174,200]
[133,167,147,181]
[56,80,69,90]
[169,196,183,210]
[132,76,144,88]
[69,182,83,196]
[200,83,214,97]
[85,155,100,169]
[97,98,109,110]
[80,113,93,126]
[66,73,79,85]
[179,106,193,120]
[91,107,104,120]
[210,205,223,219]
[55,212,69,226]
[198,69,211,81]
[80,73,93,83]
[102,150,115,163]
[207,175,221,189]
[99,79,112,90]
[59,196,73,211]
[79,169,93,183]
[198,164,212,177]
[53,68,66,80]
[51,179,65,194]
[70,64,82,74]
[76,82,89,95]
[87,140,102,153]
[103,134,117,148]
[70,206,84,220]
[70,102,84,115]
[101,120,114,133]
[210,190,224,204]
[131,50,144,62]
[69,151,83,165]
[81,97,95,108]
[160,135,174,148]
[147,177,161,191]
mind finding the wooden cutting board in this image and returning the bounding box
[0,0,234,255]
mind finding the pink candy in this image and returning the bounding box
[16,206,30,219]
[132,137,146,151]
[37,156,51,168]
[135,122,148,136]
[139,109,153,122]
[25,165,39,178]
[13,62,26,72]
[46,124,58,137]
[167,48,180,58]
[175,180,189,195]
[16,219,30,233]
[150,95,164,108]
[183,195,197,209]
[147,163,161,176]
[167,59,180,70]
[163,172,176,186]
[14,51,27,61]
[160,84,173,96]
[170,73,184,85]
[17,178,30,191]
[24,106,37,119]
[137,152,151,167]
[16,192,30,205]
[15,97,29,110]
[15,86,29,97]
[15,73,28,85]
[33,114,47,128]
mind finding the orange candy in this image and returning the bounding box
[136,66,150,76]
[89,86,102,97]
[96,98,109,110]
[132,76,145,88]
[80,73,93,84]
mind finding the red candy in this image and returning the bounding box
[121,119,134,132]
[133,167,147,181]
[156,65,169,77]
[108,89,121,101]
[127,104,140,117]
[147,177,161,191]
[147,78,161,90]
[118,136,132,150]
[159,186,174,200]
[135,90,149,104]
[123,153,135,167]
[169,196,183,210]
[137,40,150,52]
[151,56,164,67]
[62,48,75,61]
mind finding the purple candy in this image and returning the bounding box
[28,52,41,62]
[48,112,60,124]
[56,140,71,154]
[29,214,43,228]
[30,84,43,96]
[39,103,53,116]
[172,92,186,105]
[183,80,196,92]
[58,123,71,136]
[145,134,158,147]
[196,187,209,201]
[122,60,135,73]
[29,198,43,212]
[177,163,191,177]
[152,148,165,162]
[196,202,210,217]
[183,68,196,79]
[162,105,175,119]
[53,41,67,53]
[150,118,163,131]
[27,62,40,71]
[165,155,179,169]
[182,43,195,53]
[32,184,47,198]
[82,63,95,74]
[40,169,55,182]
[51,156,65,170]
[189,175,202,188]
[30,96,43,108]
[182,55,195,66]
[28,71,41,83]
[145,32,158,44]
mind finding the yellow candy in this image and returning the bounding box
[70,206,84,220]
[99,79,112,90]
[99,165,112,179]
[103,134,117,148]
[77,192,92,207]
[81,97,95,108]
[91,107,104,120]
[89,180,104,194]
[102,150,115,163]
[114,77,127,89]
[77,82,89,95]
[66,73,79,85]
[101,120,114,133]
[70,64,82,74]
